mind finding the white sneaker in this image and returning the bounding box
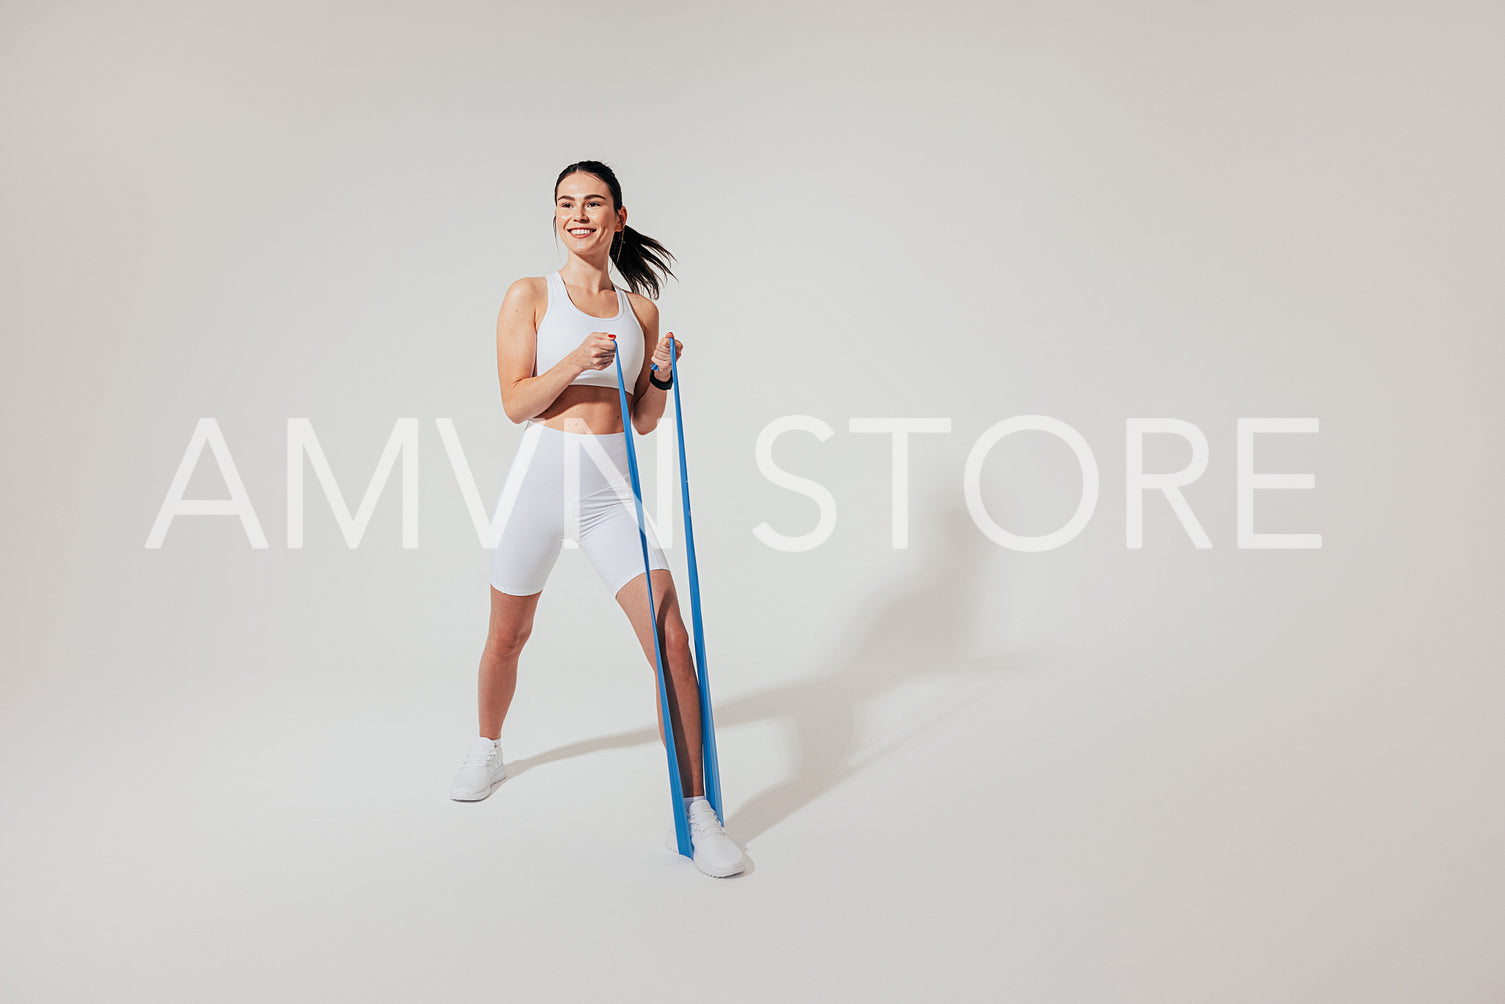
[665,801,747,877]
[449,737,506,801]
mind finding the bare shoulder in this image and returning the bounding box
[505,276,546,307]
[625,289,659,332]
[499,276,546,328]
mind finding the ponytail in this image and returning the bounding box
[610,223,676,300]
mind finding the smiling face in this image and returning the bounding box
[554,172,625,253]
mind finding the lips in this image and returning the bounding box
[567,227,594,237]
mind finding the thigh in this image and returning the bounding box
[489,489,564,595]
[488,427,566,596]
[577,485,670,600]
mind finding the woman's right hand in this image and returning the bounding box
[570,331,618,372]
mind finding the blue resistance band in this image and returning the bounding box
[611,338,724,859]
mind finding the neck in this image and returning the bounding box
[560,255,615,292]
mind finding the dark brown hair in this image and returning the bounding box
[554,160,677,299]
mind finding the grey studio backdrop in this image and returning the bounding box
[2,0,1501,1001]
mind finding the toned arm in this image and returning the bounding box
[495,278,587,424]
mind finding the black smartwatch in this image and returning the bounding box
[649,370,673,390]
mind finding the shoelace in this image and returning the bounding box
[461,745,500,769]
[688,804,724,843]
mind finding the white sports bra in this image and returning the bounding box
[532,269,645,390]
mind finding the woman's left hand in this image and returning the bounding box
[650,332,683,376]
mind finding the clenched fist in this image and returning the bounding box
[572,331,617,371]
[649,332,683,376]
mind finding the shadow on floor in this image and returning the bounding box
[501,496,1035,843]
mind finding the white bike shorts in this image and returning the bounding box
[488,420,669,597]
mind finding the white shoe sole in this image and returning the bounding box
[450,772,506,801]
[665,825,747,877]
[693,856,746,878]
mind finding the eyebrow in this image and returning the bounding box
[556,194,607,202]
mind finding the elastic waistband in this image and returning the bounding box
[527,420,625,439]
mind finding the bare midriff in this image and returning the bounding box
[536,385,631,435]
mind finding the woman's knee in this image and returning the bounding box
[663,610,691,650]
[486,623,531,660]
[487,587,541,658]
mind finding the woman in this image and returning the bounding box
[448,160,746,879]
